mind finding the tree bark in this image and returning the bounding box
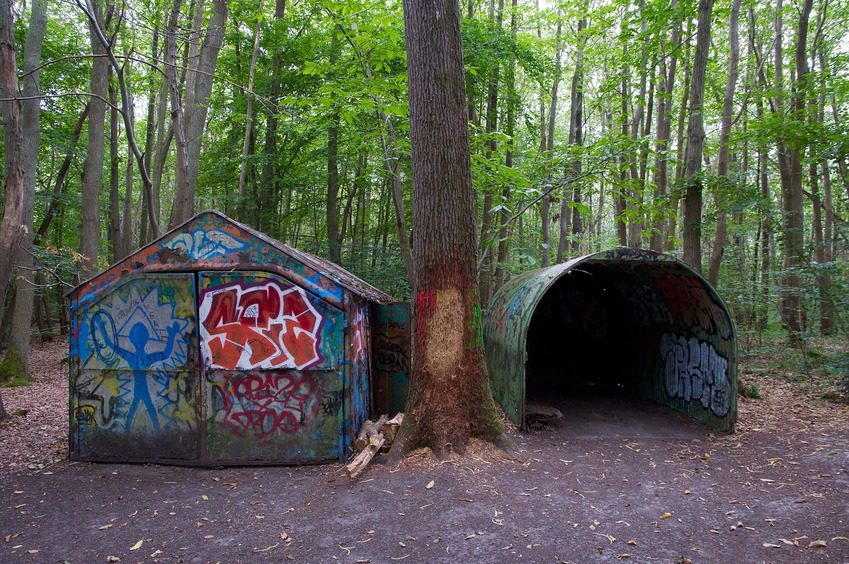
[681,0,714,273]
[650,0,680,251]
[79,0,109,279]
[569,17,586,255]
[237,1,264,224]
[390,0,502,460]
[776,0,812,339]
[6,0,48,378]
[493,0,518,292]
[169,0,227,227]
[108,62,123,261]
[0,0,26,419]
[478,0,504,303]
[707,0,741,286]
[541,20,562,268]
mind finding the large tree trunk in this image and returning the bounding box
[79,0,108,279]
[0,0,26,419]
[681,0,714,273]
[5,0,48,379]
[390,0,503,460]
[707,0,741,286]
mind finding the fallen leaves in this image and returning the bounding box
[808,540,827,548]
[129,540,143,551]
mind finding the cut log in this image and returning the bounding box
[379,413,404,452]
[345,434,385,478]
[354,414,388,452]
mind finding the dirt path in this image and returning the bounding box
[1,339,847,563]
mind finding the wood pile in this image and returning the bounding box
[345,413,403,478]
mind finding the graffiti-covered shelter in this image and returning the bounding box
[484,248,737,432]
[68,211,409,466]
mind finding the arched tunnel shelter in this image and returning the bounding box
[483,248,737,432]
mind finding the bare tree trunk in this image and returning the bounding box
[0,0,26,418]
[667,17,693,250]
[681,0,714,273]
[478,0,504,304]
[649,0,680,251]
[123,137,134,253]
[617,57,630,247]
[379,112,415,285]
[707,0,741,286]
[776,0,812,339]
[569,17,586,255]
[541,20,562,268]
[108,62,123,261]
[493,0,519,292]
[237,1,263,223]
[390,0,502,460]
[811,27,834,334]
[169,0,227,227]
[79,0,108,279]
[5,0,48,379]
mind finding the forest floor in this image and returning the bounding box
[1,337,848,563]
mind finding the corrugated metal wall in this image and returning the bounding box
[484,249,737,432]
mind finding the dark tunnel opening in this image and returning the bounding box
[525,264,646,394]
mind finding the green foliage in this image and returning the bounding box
[738,380,762,399]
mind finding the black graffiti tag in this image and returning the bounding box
[661,333,731,417]
[373,334,409,375]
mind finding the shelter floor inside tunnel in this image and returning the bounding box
[526,388,713,440]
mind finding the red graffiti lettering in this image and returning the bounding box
[200,281,324,370]
[216,373,320,437]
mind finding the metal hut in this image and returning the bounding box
[484,248,737,432]
[68,210,408,466]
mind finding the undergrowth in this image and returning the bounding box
[740,333,848,403]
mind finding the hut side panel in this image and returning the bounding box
[370,303,412,417]
[198,272,345,463]
[70,274,199,462]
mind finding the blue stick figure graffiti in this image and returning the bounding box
[91,312,183,434]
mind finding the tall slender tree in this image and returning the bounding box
[681,0,714,273]
[707,0,741,286]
